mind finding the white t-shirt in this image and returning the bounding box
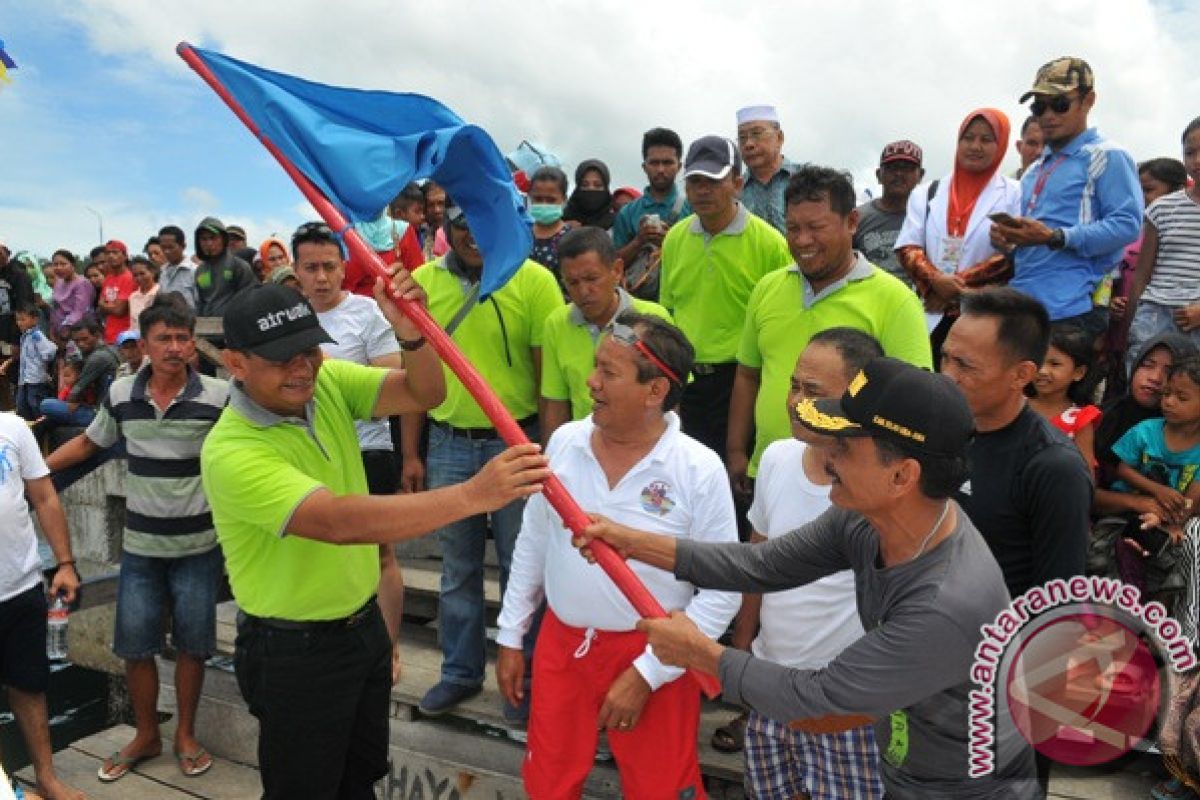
[748,438,864,669]
[0,413,50,601]
[497,413,741,690]
[316,293,400,451]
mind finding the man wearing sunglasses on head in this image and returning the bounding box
[989,56,1141,340]
[496,312,739,799]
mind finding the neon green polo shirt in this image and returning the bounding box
[200,359,386,621]
[414,257,563,428]
[659,203,791,364]
[738,255,931,476]
[540,288,672,419]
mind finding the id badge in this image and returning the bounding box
[942,236,964,271]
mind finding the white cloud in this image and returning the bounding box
[181,186,219,215]
[5,0,1200,255]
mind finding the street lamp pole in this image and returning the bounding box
[84,206,104,244]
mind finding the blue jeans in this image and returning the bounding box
[15,383,51,421]
[38,398,95,427]
[1127,300,1200,375]
[426,420,536,687]
[113,547,222,660]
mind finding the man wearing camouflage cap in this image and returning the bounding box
[990,56,1141,337]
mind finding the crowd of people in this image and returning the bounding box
[0,53,1198,800]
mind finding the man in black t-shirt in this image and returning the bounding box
[941,287,1092,598]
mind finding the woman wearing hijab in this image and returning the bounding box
[258,236,291,283]
[896,108,1022,356]
[563,159,615,230]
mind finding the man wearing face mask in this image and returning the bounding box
[403,200,564,718]
[564,159,616,231]
[527,166,573,284]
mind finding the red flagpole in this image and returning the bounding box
[177,43,720,698]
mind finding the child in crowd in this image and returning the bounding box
[1103,157,1188,401]
[114,329,143,379]
[56,359,85,405]
[1127,117,1200,367]
[1112,356,1200,599]
[1029,324,1102,470]
[0,304,57,421]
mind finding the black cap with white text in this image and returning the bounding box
[222,283,335,362]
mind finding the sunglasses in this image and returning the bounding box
[293,221,334,238]
[610,323,683,386]
[1030,94,1080,117]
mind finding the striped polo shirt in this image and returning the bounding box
[85,365,229,557]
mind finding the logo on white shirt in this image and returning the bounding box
[640,480,675,516]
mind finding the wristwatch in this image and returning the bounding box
[1047,229,1066,250]
[399,336,427,351]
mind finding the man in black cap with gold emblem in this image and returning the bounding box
[579,357,1040,799]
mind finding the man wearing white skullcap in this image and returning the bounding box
[736,105,797,233]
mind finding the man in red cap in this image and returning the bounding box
[854,140,925,289]
[99,240,137,344]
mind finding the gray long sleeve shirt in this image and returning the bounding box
[675,504,1039,799]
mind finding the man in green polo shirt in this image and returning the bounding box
[201,277,550,800]
[400,202,562,719]
[726,164,931,499]
[539,226,671,442]
[659,135,791,479]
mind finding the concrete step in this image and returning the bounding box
[15,724,261,799]
[399,558,501,624]
[200,610,745,789]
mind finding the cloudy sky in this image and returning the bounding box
[1,0,1198,259]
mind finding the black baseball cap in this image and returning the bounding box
[792,357,974,457]
[683,135,742,181]
[222,283,334,362]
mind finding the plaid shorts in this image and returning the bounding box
[743,709,883,800]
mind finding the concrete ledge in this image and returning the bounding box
[46,459,128,564]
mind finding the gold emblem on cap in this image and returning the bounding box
[793,398,861,432]
[871,415,927,443]
[848,371,867,397]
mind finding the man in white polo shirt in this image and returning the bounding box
[495,312,739,799]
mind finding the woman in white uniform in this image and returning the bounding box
[896,107,1021,356]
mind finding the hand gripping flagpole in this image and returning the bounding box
[178,43,721,698]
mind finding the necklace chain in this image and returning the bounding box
[909,501,951,562]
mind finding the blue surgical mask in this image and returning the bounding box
[529,204,564,225]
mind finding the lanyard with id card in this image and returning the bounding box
[941,236,965,273]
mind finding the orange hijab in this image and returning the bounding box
[947,108,1010,238]
[259,237,289,266]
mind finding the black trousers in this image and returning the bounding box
[235,602,392,800]
[679,363,737,462]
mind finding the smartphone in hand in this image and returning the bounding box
[988,212,1019,226]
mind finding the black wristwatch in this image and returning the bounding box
[1047,229,1067,250]
[398,336,427,351]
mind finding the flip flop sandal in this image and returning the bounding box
[97,751,155,782]
[711,711,749,753]
[176,748,214,777]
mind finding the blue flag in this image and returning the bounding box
[187,45,531,298]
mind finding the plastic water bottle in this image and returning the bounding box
[46,595,69,661]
